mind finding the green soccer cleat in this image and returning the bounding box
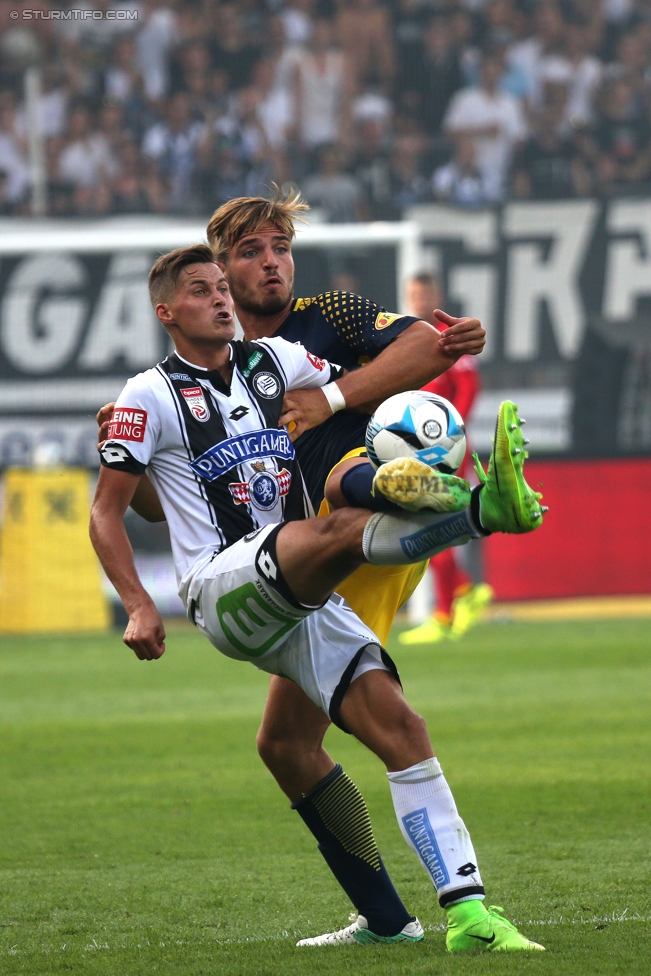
[473,401,546,534]
[450,583,494,638]
[446,904,545,953]
[373,457,471,514]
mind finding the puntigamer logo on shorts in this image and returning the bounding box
[107,408,148,442]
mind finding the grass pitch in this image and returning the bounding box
[0,617,649,975]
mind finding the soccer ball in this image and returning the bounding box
[365,390,467,474]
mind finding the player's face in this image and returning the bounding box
[162,263,236,344]
[405,281,444,325]
[225,225,294,317]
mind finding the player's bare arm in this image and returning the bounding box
[90,466,166,660]
[97,402,167,522]
[279,314,485,439]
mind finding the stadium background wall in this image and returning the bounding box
[485,458,651,601]
[0,200,650,466]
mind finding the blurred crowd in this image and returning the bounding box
[2,0,651,218]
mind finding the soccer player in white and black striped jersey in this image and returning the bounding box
[91,245,545,954]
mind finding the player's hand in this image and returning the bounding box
[96,401,116,449]
[434,310,486,359]
[280,388,333,441]
[123,604,166,660]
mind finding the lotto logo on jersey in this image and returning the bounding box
[375,311,403,331]
[107,409,148,442]
[181,386,210,422]
[306,351,326,371]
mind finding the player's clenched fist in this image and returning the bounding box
[123,605,166,660]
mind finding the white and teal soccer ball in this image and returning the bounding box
[365,390,467,474]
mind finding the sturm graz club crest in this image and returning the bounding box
[229,461,291,511]
[181,386,210,421]
[252,371,280,399]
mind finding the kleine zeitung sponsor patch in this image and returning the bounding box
[108,408,148,442]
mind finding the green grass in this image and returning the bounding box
[0,618,649,975]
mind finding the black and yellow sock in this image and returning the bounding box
[292,764,412,937]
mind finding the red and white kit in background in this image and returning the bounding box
[421,355,480,623]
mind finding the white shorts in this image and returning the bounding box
[186,524,397,729]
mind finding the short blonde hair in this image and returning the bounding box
[207,185,309,262]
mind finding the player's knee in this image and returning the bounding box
[256,727,300,770]
[391,706,431,760]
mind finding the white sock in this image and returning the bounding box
[387,757,485,907]
[362,508,480,566]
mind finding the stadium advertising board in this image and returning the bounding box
[0,200,650,467]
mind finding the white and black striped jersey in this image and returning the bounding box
[99,337,344,595]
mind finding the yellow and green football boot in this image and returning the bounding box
[473,401,547,534]
[446,903,545,953]
[373,456,471,514]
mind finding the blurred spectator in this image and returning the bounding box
[142,92,203,211]
[197,86,276,210]
[293,19,353,153]
[108,140,166,213]
[334,0,395,91]
[444,52,527,200]
[0,170,14,215]
[353,118,392,220]
[562,18,603,125]
[611,30,650,108]
[433,136,494,206]
[419,16,465,137]
[386,133,431,214]
[135,0,177,102]
[214,3,261,92]
[15,62,68,140]
[301,143,365,221]
[57,104,120,212]
[394,0,428,96]
[252,59,293,162]
[104,34,152,135]
[0,103,29,211]
[46,136,76,216]
[512,103,590,198]
[281,0,316,48]
[105,35,143,104]
[582,78,651,192]
[170,41,211,95]
[507,1,566,107]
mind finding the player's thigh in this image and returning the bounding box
[190,525,389,722]
[259,674,331,750]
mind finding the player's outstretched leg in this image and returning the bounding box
[474,400,546,533]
